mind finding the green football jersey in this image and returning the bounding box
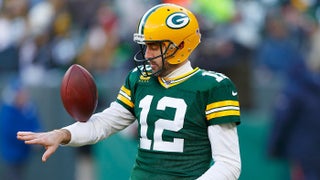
[116,67,241,180]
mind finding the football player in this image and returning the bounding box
[17,3,241,179]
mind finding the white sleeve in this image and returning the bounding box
[197,123,241,180]
[62,101,136,146]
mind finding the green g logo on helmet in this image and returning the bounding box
[166,12,190,29]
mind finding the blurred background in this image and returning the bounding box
[1,0,320,179]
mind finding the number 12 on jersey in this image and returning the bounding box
[139,95,187,153]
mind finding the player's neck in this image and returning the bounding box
[164,61,193,79]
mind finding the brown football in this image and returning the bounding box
[60,64,98,122]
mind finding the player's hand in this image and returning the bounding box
[17,129,70,162]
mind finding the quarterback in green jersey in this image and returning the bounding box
[17,3,241,180]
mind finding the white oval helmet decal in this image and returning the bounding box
[166,12,190,29]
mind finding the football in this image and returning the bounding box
[60,64,98,122]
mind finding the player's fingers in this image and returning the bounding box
[17,131,33,135]
[17,131,35,139]
[42,146,58,162]
[24,138,44,145]
[17,134,37,141]
[17,132,48,145]
[17,132,45,143]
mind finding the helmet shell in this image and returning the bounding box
[134,3,201,64]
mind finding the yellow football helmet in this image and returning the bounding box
[133,3,201,76]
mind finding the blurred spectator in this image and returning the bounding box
[191,0,255,109]
[0,0,29,73]
[280,2,315,53]
[255,8,304,78]
[191,0,236,25]
[0,78,41,180]
[19,0,80,85]
[163,0,191,7]
[20,0,76,71]
[267,26,320,180]
[252,6,308,112]
[76,3,120,73]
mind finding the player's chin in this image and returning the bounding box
[152,69,166,77]
[151,67,160,74]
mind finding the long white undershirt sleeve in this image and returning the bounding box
[197,123,241,180]
[62,101,136,146]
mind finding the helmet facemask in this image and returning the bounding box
[133,40,179,77]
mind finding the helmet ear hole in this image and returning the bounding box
[178,41,184,49]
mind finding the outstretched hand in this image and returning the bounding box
[17,129,70,162]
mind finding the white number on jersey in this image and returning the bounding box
[202,71,228,82]
[139,95,186,152]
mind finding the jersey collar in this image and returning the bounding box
[158,67,200,88]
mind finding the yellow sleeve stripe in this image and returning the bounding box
[120,86,131,96]
[206,100,240,120]
[206,100,239,110]
[206,110,240,120]
[117,94,134,108]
